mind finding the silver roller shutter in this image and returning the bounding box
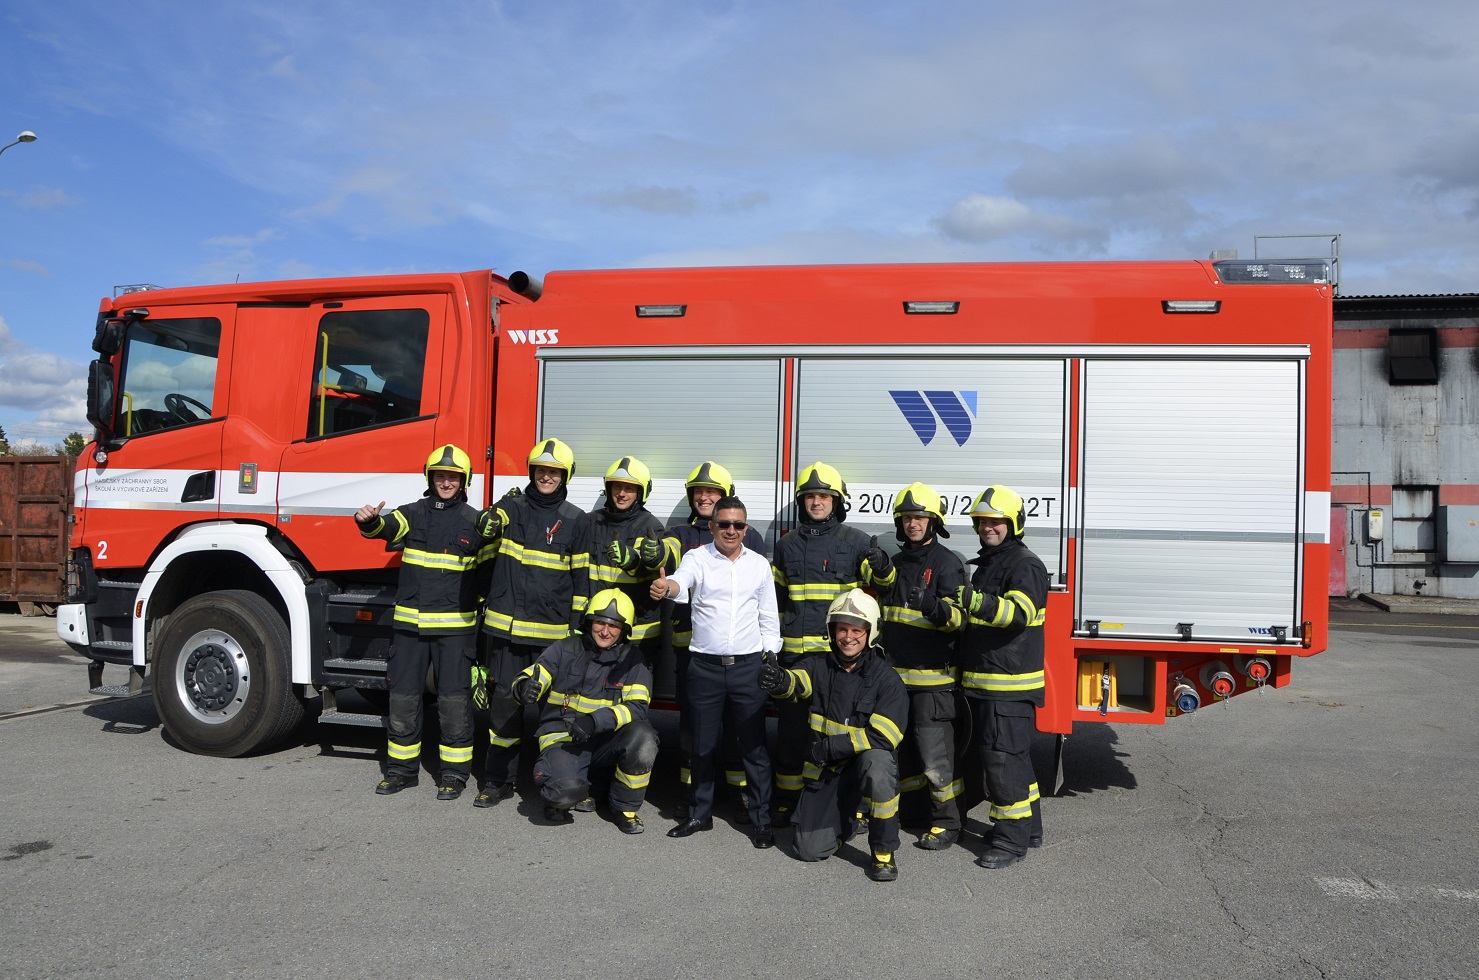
[1076,358,1304,641]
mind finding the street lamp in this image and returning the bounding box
[0,131,38,158]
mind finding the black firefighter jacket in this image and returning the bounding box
[357,493,488,635]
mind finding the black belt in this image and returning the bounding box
[691,652,758,666]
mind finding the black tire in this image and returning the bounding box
[151,590,304,757]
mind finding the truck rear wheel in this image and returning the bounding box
[152,590,304,757]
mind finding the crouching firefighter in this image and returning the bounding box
[506,589,660,834]
[354,444,492,800]
[759,589,910,882]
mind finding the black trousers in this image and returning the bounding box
[534,721,660,813]
[793,748,901,861]
[673,649,751,799]
[482,639,543,786]
[966,696,1043,855]
[385,630,474,783]
[772,652,816,809]
[899,688,962,831]
[686,654,772,826]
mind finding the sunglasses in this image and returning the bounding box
[712,520,748,531]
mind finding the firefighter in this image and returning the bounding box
[876,483,968,850]
[508,589,659,833]
[770,461,895,826]
[588,456,666,666]
[661,460,768,819]
[947,485,1048,868]
[475,437,591,808]
[355,444,489,800]
[759,589,909,882]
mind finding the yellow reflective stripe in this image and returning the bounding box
[1027,781,1040,803]
[611,704,632,727]
[439,744,474,763]
[772,566,788,586]
[782,634,829,655]
[394,606,479,628]
[724,770,748,788]
[882,605,960,632]
[849,728,869,753]
[893,667,956,687]
[678,767,692,786]
[496,538,572,571]
[786,582,853,601]
[615,767,650,789]
[869,714,904,749]
[488,730,520,748]
[571,594,588,613]
[962,670,1045,693]
[932,779,964,803]
[538,731,574,751]
[547,689,617,713]
[402,547,479,571]
[776,772,805,792]
[481,609,571,640]
[570,550,590,571]
[1005,589,1041,624]
[990,797,1034,820]
[869,794,900,819]
[387,740,420,760]
[389,510,410,545]
[630,621,661,641]
[622,685,651,703]
[864,565,897,588]
[899,774,928,793]
[589,565,647,585]
[799,763,822,782]
[359,515,385,538]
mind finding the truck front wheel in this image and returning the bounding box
[152,590,304,757]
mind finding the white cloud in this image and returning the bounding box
[0,317,89,434]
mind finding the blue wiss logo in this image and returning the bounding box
[890,390,977,446]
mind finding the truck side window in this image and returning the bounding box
[308,308,430,438]
[115,318,222,437]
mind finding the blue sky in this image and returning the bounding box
[3,0,1477,446]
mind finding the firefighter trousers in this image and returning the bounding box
[899,688,961,831]
[482,640,542,787]
[794,748,901,861]
[385,630,475,784]
[772,653,816,811]
[966,696,1042,856]
[673,650,750,802]
[686,654,772,826]
[534,721,661,813]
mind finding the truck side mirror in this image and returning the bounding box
[86,359,117,445]
[92,315,128,355]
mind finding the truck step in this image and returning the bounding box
[319,710,387,729]
[89,639,134,652]
[89,684,145,698]
[323,657,388,673]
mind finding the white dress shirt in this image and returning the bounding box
[669,542,781,656]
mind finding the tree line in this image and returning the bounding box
[0,424,86,459]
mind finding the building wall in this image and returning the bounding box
[1332,311,1479,598]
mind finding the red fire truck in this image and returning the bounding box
[58,259,1333,768]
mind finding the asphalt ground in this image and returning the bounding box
[1,602,1475,980]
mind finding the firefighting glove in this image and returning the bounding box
[953,584,984,617]
[471,665,490,710]
[808,735,851,767]
[863,536,892,578]
[607,538,638,571]
[475,507,503,540]
[637,536,664,569]
[509,673,540,705]
[758,656,790,696]
[566,712,598,743]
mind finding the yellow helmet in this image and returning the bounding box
[526,437,576,481]
[969,485,1026,538]
[585,588,636,634]
[827,589,881,648]
[796,461,849,521]
[892,482,948,539]
[604,456,653,504]
[424,444,472,484]
[684,460,735,510]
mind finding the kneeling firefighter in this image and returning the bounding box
[760,589,910,882]
[507,589,660,834]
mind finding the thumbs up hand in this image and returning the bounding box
[863,535,892,579]
[650,566,672,602]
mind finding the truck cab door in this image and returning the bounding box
[275,296,448,573]
[78,305,234,571]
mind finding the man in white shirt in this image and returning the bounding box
[652,496,781,847]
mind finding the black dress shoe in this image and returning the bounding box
[975,848,1025,869]
[751,827,775,849]
[666,818,713,838]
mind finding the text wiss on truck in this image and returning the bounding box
[57,258,1333,778]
